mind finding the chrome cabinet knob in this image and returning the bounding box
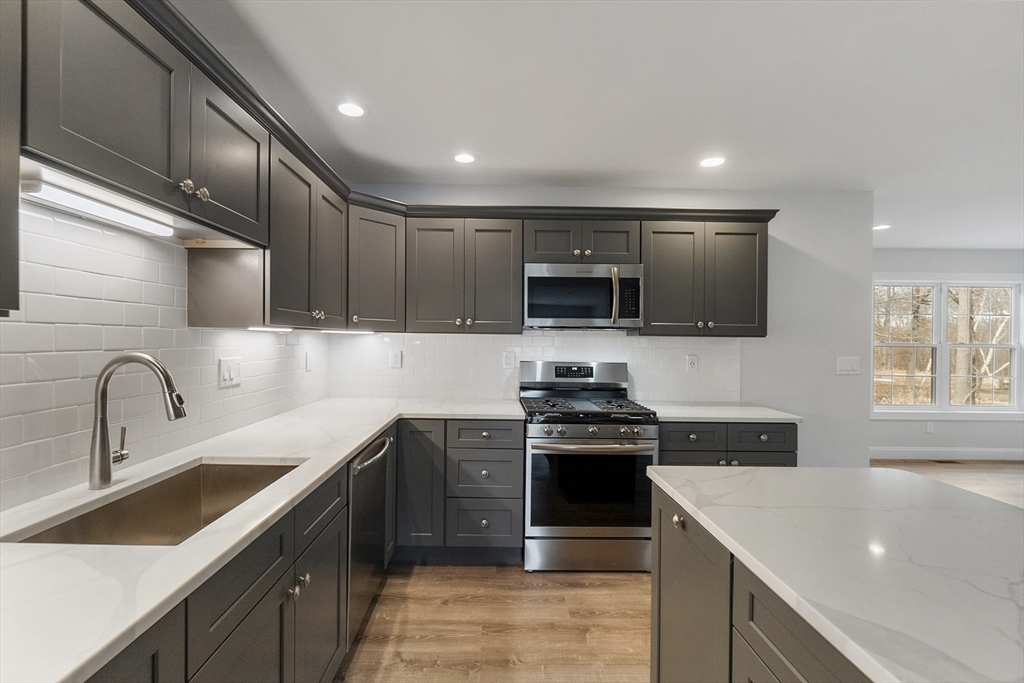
[697,321,704,328]
[481,469,489,478]
[718,459,727,466]
[633,427,642,437]
[301,572,311,587]
[671,514,682,529]
[480,519,489,528]
[707,321,715,329]
[352,315,359,323]
[178,178,195,195]
[481,431,490,439]
[584,249,592,256]
[456,318,463,326]
[620,427,630,437]
[112,426,130,465]
[730,460,739,466]
[760,434,769,442]
[556,425,566,435]
[543,426,553,436]
[466,318,474,326]
[196,187,211,202]
[689,433,698,442]
[588,426,599,436]
[573,249,581,256]
[288,584,301,600]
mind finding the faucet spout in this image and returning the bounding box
[89,352,186,490]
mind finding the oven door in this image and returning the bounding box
[523,263,642,328]
[526,439,657,538]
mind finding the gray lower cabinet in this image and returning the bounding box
[348,205,406,331]
[641,221,767,337]
[659,422,797,468]
[0,0,21,313]
[396,419,446,546]
[446,449,525,499]
[525,219,639,264]
[445,498,523,547]
[732,629,780,683]
[661,451,797,468]
[85,603,186,683]
[651,486,731,683]
[406,218,523,334]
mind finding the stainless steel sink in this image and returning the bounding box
[20,464,296,546]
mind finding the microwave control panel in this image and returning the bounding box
[620,278,641,319]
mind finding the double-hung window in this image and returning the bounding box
[873,282,1021,412]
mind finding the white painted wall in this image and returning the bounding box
[356,184,876,467]
[870,248,1024,461]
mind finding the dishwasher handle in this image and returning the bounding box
[352,436,391,475]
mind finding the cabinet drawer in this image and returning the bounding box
[654,487,730,571]
[187,511,294,678]
[659,451,729,466]
[659,423,727,451]
[732,561,869,683]
[294,463,348,557]
[731,628,779,683]
[445,498,524,547]
[660,452,797,468]
[446,420,524,449]
[446,448,524,498]
[728,423,798,452]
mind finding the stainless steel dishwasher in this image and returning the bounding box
[348,434,391,646]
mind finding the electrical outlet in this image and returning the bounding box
[218,357,241,388]
[835,357,861,375]
[686,354,699,372]
[390,350,403,368]
[503,351,516,369]
[926,421,935,434]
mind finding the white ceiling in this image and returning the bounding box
[172,0,1023,250]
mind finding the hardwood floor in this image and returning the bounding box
[871,459,1024,508]
[338,565,651,683]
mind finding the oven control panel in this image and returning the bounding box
[555,365,594,379]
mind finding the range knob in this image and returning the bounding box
[588,426,599,436]
[543,425,554,436]
[556,425,567,436]
[619,426,630,437]
[633,426,643,437]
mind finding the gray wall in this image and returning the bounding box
[357,184,875,467]
[871,248,1024,461]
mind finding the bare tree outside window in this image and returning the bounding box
[873,286,935,405]
[948,287,1015,406]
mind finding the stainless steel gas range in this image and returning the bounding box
[519,361,658,571]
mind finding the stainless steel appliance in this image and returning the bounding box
[348,434,391,645]
[523,263,643,329]
[520,361,658,571]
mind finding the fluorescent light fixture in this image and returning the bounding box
[454,154,476,164]
[337,102,366,117]
[320,330,374,335]
[247,327,293,333]
[872,224,892,230]
[21,182,174,237]
[700,157,726,167]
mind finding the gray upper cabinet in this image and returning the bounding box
[348,205,406,332]
[268,140,317,328]
[705,222,768,336]
[642,221,767,337]
[525,219,638,263]
[0,0,21,313]
[24,0,192,211]
[314,181,348,330]
[407,218,523,334]
[524,219,580,263]
[188,67,270,245]
[582,220,640,263]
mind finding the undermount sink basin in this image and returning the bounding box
[20,464,296,546]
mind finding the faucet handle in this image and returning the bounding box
[112,426,130,465]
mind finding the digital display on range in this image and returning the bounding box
[555,365,594,379]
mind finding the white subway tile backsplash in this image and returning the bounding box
[124,303,160,327]
[24,352,80,381]
[20,263,54,294]
[54,324,104,351]
[54,269,104,300]
[24,293,80,324]
[0,324,54,354]
[80,299,124,326]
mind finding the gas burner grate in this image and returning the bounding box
[589,398,652,413]
[521,398,575,411]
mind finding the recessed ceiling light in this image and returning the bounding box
[336,102,366,117]
[872,224,892,230]
[700,157,726,168]
[454,154,476,164]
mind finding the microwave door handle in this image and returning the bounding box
[611,265,620,325]
[531,443,656,454]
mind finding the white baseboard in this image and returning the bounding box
[869,446,1024,461]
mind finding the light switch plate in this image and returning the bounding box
[836,357,860,375]
[390,350,403,368]
[218,357,241,388]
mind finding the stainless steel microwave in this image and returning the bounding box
[523,263,643,329]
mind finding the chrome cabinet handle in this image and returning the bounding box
[480,519,489,528]
[178,178,195,195]
[584,249,592,256]
[352,315,359,323]
[301,573,311,587]
[573,249,581,256]
[708,321,715,329]
[671,514,682,529]
[697,321,704,328]
[481,431,490,439]
[760,434,769,442]
[688,433,698,442]
[456,318,463,326]
[481,469,489,478]
[718,459,727,466]
[112,426,130,465]
[196,187,211,202]
[466,318,473,326]
[730,460,739,466]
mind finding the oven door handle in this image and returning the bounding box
[610,265,620,325]
[531,443,656,455]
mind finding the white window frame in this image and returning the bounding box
[872,275,1023,420]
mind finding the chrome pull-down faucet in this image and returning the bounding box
[89,352,186,490]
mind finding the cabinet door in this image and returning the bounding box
[524,219,581,263]
[651,488,730,683]
[0,0,21,312]
[705,222,768,337]
[641,221,705,336]
[190,569,296,683]
[24,0,191,211]
[465,219,524,334]
[294,505,348,683]
[582,220,640,264]
[385,425,397,568]
[348,206,406,331]
[85,603,185,683]
[314,181,348,330]
[267,140,317,328]
[396,420,445,546]
[732,629,780,683]
[188,68,270,245]
[406,218,465,333]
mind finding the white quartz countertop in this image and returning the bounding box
[647,466,1024,683]
[645,402,802,422]
[0,398,523,683]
